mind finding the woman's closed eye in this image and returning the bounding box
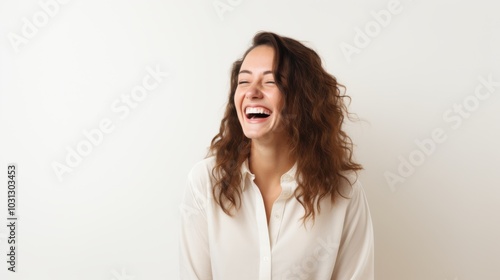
[238,80,275,85]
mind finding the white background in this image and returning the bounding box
[0,0,499,279]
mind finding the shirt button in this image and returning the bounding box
[274,214,280,219]
[263,256,269,262]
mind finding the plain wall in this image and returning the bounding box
[0,0,499,279]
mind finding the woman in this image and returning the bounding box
[180,31,374,280]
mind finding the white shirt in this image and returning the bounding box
[179,156,374,280]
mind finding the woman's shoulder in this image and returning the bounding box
[189,156,216,173]
[186,156,217,186]
[337,170,364,199]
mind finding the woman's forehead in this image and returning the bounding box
[240,46,275,74]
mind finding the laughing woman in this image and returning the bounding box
[179,31,374,280]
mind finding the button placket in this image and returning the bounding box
[251,180,272,280]
[268,180,293,247]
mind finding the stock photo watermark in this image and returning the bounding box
[7,0,72,53]
[6,164,18,272]
[51,64,170,182]
[179,177,209,221]
[282,235,338,279]
[385,74,500,192]
[213,0,243,21]
[110,268,135,280]
[339,0,404,63]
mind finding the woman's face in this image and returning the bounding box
[234,45,285,143]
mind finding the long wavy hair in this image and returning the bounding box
[207,31,362,222]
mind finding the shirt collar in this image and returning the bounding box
[240,157,299,195]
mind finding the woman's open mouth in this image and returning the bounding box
[245,106,271,120]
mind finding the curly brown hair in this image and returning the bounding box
[207,31,362,222]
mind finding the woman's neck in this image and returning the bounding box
[249,139,295,188]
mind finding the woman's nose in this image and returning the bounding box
[245,83,263,99]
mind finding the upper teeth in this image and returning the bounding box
[245,107,271,115]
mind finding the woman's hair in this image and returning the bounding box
[206,31,362,222]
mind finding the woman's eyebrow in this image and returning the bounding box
[238,70,273,75]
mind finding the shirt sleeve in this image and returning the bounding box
[179,167,213,280]
[331,180,375,280]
